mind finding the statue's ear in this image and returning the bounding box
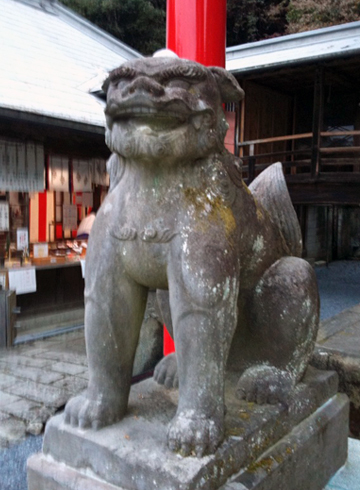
[102,77,110,94]
[209,66,244,103]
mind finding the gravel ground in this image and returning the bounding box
[0,260,359,490]
[0,435,42,490]
[315,260,360,320]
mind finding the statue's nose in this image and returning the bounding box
[122,76,165,97]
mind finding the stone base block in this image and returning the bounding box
[221,392,348,490]
[27,368,349,490]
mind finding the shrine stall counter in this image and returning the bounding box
[11,257,86,342]
[16,258,85,315]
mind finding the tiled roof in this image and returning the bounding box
[226,21,360,74]
[0,0,141,128]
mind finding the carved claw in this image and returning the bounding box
[154,353,179,389]
[64,392,126,430]
[236,365,294,407]
[167,410,223,457]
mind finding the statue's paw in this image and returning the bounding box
[154,353,178,389]
[64,392,125,430]
[167,410,224,458]
[236,365,294,406]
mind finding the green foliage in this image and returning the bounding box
[61,0,360,53]
[287,0,360,33]
[227,0,290,46]
[61,0,166,55]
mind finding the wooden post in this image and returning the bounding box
[311,66,324,179]
[248,143,255,183]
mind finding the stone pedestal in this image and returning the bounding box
[27,367,349,490]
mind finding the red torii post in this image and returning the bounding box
[163,0,227,355]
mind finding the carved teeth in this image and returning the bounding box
[117,107,186,120]
[192,114,203,130]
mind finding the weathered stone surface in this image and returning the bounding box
[1,363,65,384]
[220,393,348,490]
[0,391,21,407]
[0,414,26,448]
[0,373,18,389]
[312,302,360,437]
[64,53,320,457]
[50,361,88,376]
[26,421,44,436]
[317,309,359,342]
[28,453,126,490]
[8,380,69,407]
[0,354,52,369]
[52,375,88,395]
[37,351,87,366]
[0,398,42,421]
[38,368,342,490]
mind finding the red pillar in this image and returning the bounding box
[166,0,227,68]
[163,0,227,355]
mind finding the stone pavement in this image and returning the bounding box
[312,302,360,438]
[0,329,88,448]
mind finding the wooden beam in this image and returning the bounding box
[238,132,312,146]
[288,182,360,205]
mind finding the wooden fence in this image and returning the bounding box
[237,130,360,184]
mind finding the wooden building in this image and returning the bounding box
[0,0,140,344]
[226,22,360,262]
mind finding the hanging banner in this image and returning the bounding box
[92,158,109,187]
[0,139,45,192]
[49,155,69,192]
[74,192,93,207]
[73,159,92,192]
[63,204,77,230]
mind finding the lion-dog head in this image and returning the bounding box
[103,54,244,165]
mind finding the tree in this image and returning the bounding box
[61,0,360,53]
[226,0,289,46]
[61,0,166,55]
[286,0,360,33]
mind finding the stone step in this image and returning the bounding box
[14,307,84,341]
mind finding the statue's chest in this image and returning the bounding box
[107,192,180,288]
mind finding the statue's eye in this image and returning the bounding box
[165,79,191,90]
[111,78,128,90]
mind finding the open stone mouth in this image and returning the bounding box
[112,106,188,130]
[109,106,212,131]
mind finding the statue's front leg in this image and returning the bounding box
[166,253,239,457]
[64,235,148,429]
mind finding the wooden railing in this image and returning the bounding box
[237,130,360,183]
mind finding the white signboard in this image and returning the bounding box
[17,228,29,251]
[0,202,9,231]
[33,242,48,258]
[8,267,37,294]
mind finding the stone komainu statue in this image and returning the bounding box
[65,52,319,458]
